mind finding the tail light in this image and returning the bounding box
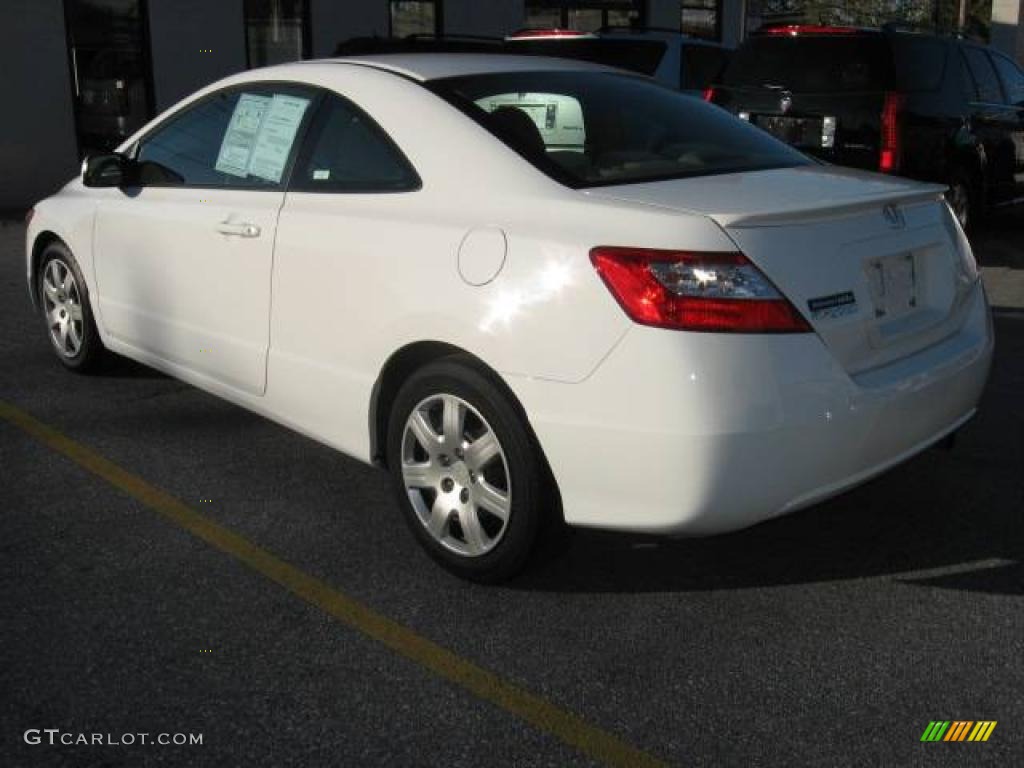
[761,25,858,36]
[702,87,716,102]
[590,247,811,333]
[508,28,588,38]
[879,92,905,173]
[25,208,35,226]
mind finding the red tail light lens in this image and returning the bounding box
[761,25,858,36]
[879,91,905,173]
[508,28,587,38]
[25,208,35,226]
[703,86,716,102]
[590,247,811,333]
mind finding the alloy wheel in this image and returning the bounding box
[42,259,85,358]
[401,393,511,557]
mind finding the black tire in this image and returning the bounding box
[946,169,980,234]
[36,241,106,372]
[385,356,555,582]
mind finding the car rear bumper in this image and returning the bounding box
[509,281,993,535]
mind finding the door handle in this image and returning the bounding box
[216,221,261,238]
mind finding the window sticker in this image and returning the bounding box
[312,169,330,180]
[248,94,311,183]
[215,93,271,178]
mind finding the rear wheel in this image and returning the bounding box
[386,357,552,582]
[37,242,105,372]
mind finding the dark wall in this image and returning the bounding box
[444,0,524,36]
[0,0,80,211]
[311,0,388,58]
[147,0,247,112]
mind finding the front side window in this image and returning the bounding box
[291,94,420,192]
[962,46,1004,104]
[431,71,810,188]
[136,85,314,188]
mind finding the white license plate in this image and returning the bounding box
[865,252,917,319]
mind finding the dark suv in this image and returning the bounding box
[708,25,1024,229]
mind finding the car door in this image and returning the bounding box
[960,44,1017,205]
[989,50,1024,202]
[93,83,317,395]
[268,90,423,453]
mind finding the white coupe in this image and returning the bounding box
[26,54,993,580]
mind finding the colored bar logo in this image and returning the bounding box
[921,721,997,742]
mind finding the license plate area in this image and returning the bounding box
[754,115,822,149]
[865,252,917,320]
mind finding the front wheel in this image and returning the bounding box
[37,241,106,372]
[386,357,554,582]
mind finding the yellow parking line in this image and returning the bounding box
[0,399,666,768]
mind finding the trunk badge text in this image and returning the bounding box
[883,204,906,229]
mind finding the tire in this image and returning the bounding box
[385,356,554,582]
[945,169,979,233]
[37,241,106,372]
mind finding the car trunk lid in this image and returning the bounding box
[586,166,977,375]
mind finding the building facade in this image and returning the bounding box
[2,0,1022,211]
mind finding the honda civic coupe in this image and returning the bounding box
[26,55,993,581]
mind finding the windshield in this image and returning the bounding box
[429,71,811,188]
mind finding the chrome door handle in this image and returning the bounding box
[216,221,261,238]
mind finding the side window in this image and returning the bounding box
[681,46,728,91]
[990,52,1024,107]
[291,94,420,192]
[962,46,1004,104]
[892,37,947,91]
[136,86,314,187]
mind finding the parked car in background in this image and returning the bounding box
[708,25,1024,230]
[508,26,731,97]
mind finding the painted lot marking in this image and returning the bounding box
[0,399,666,768]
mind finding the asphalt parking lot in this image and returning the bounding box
[1,215,1022,767]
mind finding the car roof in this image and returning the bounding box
[310,53,617,81]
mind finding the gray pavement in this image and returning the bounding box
[1,216,1022,767]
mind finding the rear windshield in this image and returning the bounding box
[722,35,893,92]
[507,39,667,77]
[429,71,810,188]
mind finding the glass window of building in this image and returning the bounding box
[681,0,721,40]
[245,0,310,67]
[390,1,442,38]
[64,0,153,157]
[524,2,643,33]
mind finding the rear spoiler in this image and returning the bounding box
[720,185,947,229]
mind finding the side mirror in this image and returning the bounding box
[82,153,131,188]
